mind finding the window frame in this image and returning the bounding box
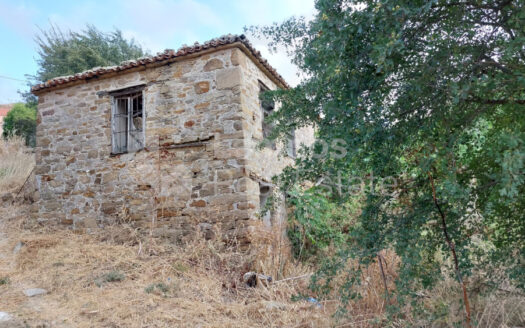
[259,82,277,150]
[110,86,146,155]
[286,129,296,158]
[259,181,273,226]
[259,81,296,156]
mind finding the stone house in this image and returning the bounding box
[31,35,312,243]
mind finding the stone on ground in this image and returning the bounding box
[23,288,47,297]
[0,312,12,322]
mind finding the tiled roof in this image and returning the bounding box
[0,104,13,116]
[31,34,289,93]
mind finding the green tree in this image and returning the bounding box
[18,80,38,112]
[18,24,147,142]
[2,103,37,146]
[35,24,147,82]
[249,0,524,326]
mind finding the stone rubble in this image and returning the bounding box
[0,312,12,322]
[23,288,48,297]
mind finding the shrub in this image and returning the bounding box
[94,270,125,287]
[287,187,360,261]
[145,282,172,296]
[2,103,36,147]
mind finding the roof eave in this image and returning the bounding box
[31,37,289,96]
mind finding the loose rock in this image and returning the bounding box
[243,272,272,287]
[12,242,24,254]
[263,301,286,311]
[0,312,12,322]
[0,193,13,205]
[23,288,47,297]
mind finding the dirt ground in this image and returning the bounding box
[0,202,335,328]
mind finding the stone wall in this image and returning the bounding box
[237,48,315,227]
[34,46,313,244]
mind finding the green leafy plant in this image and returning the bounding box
[145,282,175,297]
[248,1,525,326]
[2,103,36,146]
[19,24,147,107]
[287,187,359,261]
[35,24,147,82]
[95,271,125,287]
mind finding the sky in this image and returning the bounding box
[0,0,316,104]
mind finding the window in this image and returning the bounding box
[286,130,296,158]
[260,83,276,150]
[259,82,296,156]
[259,181,273,225]
[111,90,145,154]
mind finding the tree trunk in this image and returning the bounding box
[428,172,472,328]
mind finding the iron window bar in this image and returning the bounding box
[111,91,145,154]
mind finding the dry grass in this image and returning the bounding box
[474,295,525,327]
[0,206,335,327]
[0,136,34,193]
[1,207,524,328]
[0,141,523,327]
[419,274,525,328]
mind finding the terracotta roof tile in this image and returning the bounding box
[31,34,289,93]
[0,104,14,116]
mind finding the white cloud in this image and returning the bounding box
[117,0,315,86]
[0,1,39,39]
[120,29,165,55]
[45,3,98,32]
[0,0,315,97]
[281,0,317,18]
[234,0,315,26]
[0,79,24,104]
[248,36,301,86]
[119,0,227,53]
[241,0,316,87]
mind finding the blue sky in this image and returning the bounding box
[0,0,315,104]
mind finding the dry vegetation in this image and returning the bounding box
[0,137,524,327]
[0,137,34,193]
[0,212,334,327]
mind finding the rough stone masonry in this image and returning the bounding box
[31,35,313,244]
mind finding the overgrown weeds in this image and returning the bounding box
[0,206,333,327]
[0,142,523,327]
[0,136,34,193]
[94,271,126,287]
[145,282,175,297]
[2,205,520,327]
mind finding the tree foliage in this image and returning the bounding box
[249,0,524,324]
[2,103,37,146]
[35,24,147,82]
[18,24,147,144]
[286,187,361,261]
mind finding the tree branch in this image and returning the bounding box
[477,55,513,74]
[470,97,525,105]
